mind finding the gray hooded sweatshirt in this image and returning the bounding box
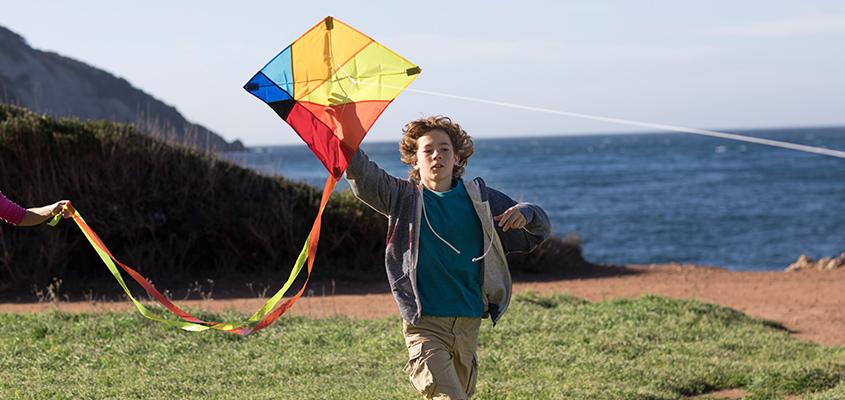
[346,148,551,325]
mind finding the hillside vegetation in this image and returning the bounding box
[0,104,582,297]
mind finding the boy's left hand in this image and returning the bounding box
[494,207,526,232]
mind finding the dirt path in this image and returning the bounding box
[3,264,843,346]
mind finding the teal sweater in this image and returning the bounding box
[417,180,485,317]
[346,148,551,325]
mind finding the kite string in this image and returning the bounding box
[353,80,845,159]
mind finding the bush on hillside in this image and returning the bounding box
[0,104,588,296]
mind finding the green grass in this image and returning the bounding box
[2,293,844,399]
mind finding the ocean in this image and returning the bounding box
[220,127,845,271]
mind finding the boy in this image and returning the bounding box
[346,116,551,399]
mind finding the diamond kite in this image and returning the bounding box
[245,16,421,179]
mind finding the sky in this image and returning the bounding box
[2,1,844,146]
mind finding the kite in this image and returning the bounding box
[48,16,419,335]
[234,15,420,331]
[244,16,421,180]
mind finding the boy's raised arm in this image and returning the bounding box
[345,148,408,216]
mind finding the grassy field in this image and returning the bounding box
[2,292,844,399]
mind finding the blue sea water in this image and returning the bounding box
[220,127,845,271]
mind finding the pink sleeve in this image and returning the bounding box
[0,190,26,226]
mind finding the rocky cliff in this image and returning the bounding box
[0,26,243,152]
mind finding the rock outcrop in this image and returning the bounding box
[786,253,845,271]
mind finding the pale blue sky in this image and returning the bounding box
[2,1,844,146]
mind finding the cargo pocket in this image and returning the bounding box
[466,354,479,398]
[403,342,435,396]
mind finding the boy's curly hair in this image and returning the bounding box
[399,116,474,180]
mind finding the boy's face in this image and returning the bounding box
[413,129,459,192]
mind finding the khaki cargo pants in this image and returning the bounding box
[402,316,482,400]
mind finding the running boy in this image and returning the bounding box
[346,116,551,399]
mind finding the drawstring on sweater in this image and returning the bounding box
[472,240,494,263]
[421,197,494,263]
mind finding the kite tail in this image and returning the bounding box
[50,175,337,335]
[236,175,336,334]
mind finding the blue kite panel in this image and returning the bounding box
[244,72,292,103]
[260,45,294,96]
